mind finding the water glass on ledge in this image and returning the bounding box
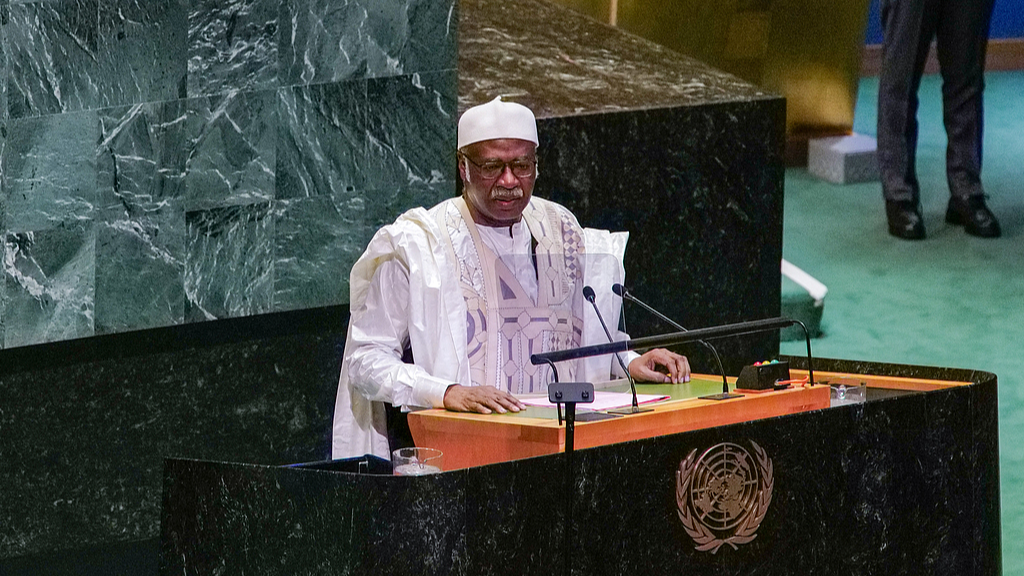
[392,447,444,475]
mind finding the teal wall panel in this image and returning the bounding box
[7,0,102,118]
[183,90,278,210]
[0,0,458,348]
[1,1,7,124]
[99,0,188,107]
[4,111,100,232]
[185,202,274,322]
[4,226,96,347]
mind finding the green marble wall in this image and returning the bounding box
[0,0,458,348]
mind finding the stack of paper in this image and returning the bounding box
[518,391,668,411]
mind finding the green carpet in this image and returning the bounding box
[780,71,1024,574]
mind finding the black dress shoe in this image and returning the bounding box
[946,195,1001,238]
[885,200,926,240]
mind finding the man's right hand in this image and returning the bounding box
[443,384,524,414]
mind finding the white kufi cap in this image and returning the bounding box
[458,96,539,150]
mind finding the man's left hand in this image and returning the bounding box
[628,349,690,383]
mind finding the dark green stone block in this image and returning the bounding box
[272,195,369,311]
[273,182,453,311]
[97,100,188,214]
[365,0,458,77]
[185,202,273,322]
[276,80,367,199]
[364,69,456,191]
[278,0,370,86]
[184,90,276,210]
[94,204,185,335]
[187,0,280,97]
[97,0,188,107]
[6,0,100,118]
[4,111,99,233]
[3,225,96,348]
[1,2,7,122]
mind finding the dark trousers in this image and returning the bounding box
[877,0,995,202]
[385,403,415,454]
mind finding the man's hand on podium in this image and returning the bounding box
[629,348,691,384]
[443,384,525,414]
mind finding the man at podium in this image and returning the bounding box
[332,97,690,459]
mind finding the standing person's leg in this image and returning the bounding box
[877,0,940,239]
[937,0,1000,237]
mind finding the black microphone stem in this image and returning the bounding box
[616,285,730,395]
[583,287,642,411]
[540,357,563,424]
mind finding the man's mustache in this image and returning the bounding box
[491,187,524,200]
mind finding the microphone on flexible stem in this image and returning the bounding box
[612,283,742,401]
[583,286,652,414]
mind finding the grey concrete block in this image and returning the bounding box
[808,133,879,184]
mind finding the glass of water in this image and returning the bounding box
[391,447,444,476]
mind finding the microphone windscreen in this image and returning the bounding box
[611,283,625,297]
[582,286,596,302]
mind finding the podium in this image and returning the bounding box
[160,356,1000,575]
[408,377,831,470]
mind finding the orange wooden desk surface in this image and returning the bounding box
[407,374,830,471]
[407,369,973,471]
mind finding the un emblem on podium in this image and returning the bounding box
[676,441,774,553]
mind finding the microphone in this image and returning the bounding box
[612,283,740,400]
[583,286,652,414]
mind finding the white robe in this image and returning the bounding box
[331,197,632,459]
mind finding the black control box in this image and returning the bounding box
[735,361,791,390]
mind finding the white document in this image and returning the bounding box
[518,390,669,412]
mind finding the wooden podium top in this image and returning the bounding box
[407,369,973,471]
[408,374,832,471]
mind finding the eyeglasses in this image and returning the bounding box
[462,155,536,179]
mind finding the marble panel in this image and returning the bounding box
[94,203,185,334]
[0,212,5,343]
[372,180,457,222]
[1,1,8,122]
[364,69,456,191]
[161,458,470,575]
[272,195,366,311]
[96,100,188,214]
[187,0,279,97]
[972,370,1003,576]
[278,0,369,87]
[536,100,786,373]
[458,0,771,118]
[184,90,275,210]
[462,453,565,573]
[0,313,345,559]
[3,110,98,233]
[275,80,366,200]
[365,0,458,78]
[3,224,95,348]
[1,120,6,229]
[184,201,273,322]
[6,0,100,119]
[94,101,188,334]
[273,182,452,310]
[97,0,188,107]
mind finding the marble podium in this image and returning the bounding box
[160,357,1001,575]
